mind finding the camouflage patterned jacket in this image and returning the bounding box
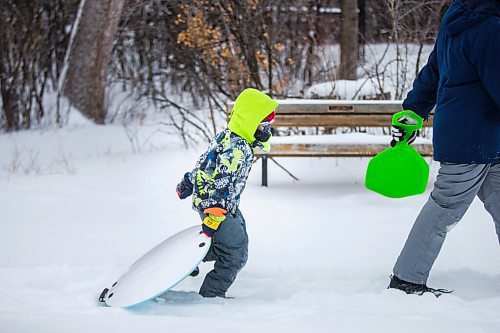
[187,129,254,215]
[182,88,278,214]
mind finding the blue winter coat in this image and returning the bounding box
[403,0,500,164]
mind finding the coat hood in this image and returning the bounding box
[443,0,500,36]
[228,88,279,143]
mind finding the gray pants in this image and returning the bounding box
[393,162,500,285]
[198,209,248,297]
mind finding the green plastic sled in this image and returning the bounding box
[365,110,430,198]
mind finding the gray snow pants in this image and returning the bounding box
[393,162,500,285]
[198,209,248,298]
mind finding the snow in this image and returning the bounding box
[309,44,435,100]
[304,79,380,99]
[1,120,499,333]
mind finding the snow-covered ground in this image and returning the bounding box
[1,120,499,333]
[307,44,434,100]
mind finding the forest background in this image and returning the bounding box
[0,0,451,140]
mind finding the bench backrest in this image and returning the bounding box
[227,100,434,127]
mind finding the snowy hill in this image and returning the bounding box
[1,122,499,333]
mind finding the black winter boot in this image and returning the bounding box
[388,275,452,298]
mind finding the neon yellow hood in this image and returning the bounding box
[228,88,279,143]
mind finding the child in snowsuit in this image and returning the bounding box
[176,88,278,298]
[388,0,500,296]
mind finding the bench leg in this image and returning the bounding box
[262,155,268,187]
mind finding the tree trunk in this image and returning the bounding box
[339,0,359,80]
[0,30,19,131]
[304,0,319,88]
[63,0,125,124]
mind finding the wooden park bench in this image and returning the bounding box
[227,100,434,186]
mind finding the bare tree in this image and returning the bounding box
[1,0,452,134]
[383,0,449,98]
[0,0,77,131]
[339,0,359,80]
[63,0,125,124]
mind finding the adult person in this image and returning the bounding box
[388,0,500,296]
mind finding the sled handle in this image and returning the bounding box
[392,110,423,145]
[392,110,423,130]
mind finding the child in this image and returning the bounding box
[176,88,278,298]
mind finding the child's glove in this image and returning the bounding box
[176,172,193,199]
[390,115,419,147]
[201,207,227,237]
